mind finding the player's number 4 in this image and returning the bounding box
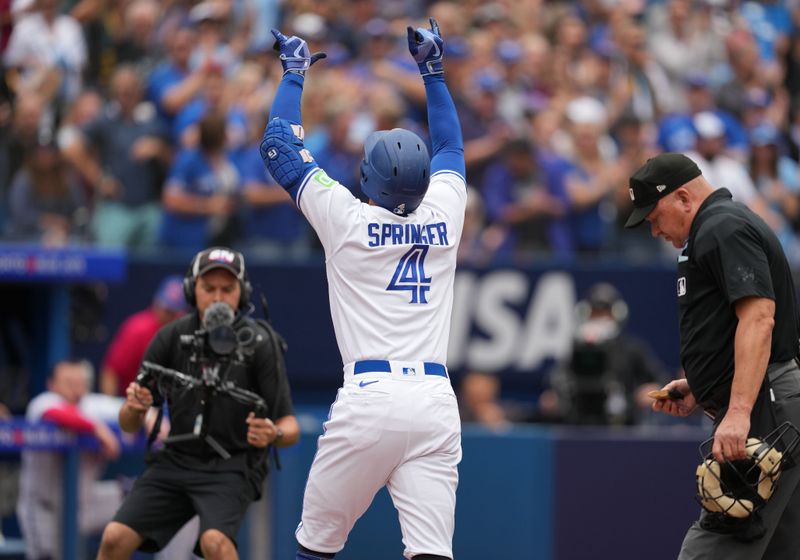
[387,245,431,304]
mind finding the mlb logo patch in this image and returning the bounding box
[677,277,687,297]
[402,367,416,376]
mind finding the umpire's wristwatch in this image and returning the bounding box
[274,427,284,444]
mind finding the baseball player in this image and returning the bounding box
[17,360,123,560]
[261,17,466,560]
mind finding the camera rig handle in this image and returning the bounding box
[139,361,266,413]
[217,381,268,418]
[137,361,269,458]
[137,361,201,391]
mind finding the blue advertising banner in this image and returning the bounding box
[70,258,681,401]
[445,264,681,393]
[0,243,126,282]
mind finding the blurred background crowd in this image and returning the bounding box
[6,0,796,553]
[2,0,800,267]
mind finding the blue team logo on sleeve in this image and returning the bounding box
[387,244,431,304]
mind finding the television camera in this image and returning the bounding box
[565,283,629,425]
[135,302,267,459]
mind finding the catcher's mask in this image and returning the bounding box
[695,421,800,537]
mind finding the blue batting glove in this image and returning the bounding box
[271,29,327,76]
[407,17,444,77]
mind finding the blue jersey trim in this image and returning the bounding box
[431,168,466,185]
[291,166,320,207]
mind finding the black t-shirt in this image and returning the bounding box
[677,189,800,407]
[142,312,294,480]
[559,330,667,424]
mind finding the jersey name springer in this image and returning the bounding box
[367,222,449,248]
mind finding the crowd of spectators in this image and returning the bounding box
[1,0,800,267]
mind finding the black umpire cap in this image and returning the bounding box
[624,153,702,228]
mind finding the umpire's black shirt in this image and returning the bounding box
[143,312,294,477]
[677,188,799,409]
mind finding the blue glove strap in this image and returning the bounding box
[260,118,314,189]
[419,59,443,76]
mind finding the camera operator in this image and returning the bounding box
[539,282,668,425]
[97,247,299,560]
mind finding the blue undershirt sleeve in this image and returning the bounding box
[262,73,319,195]
[269,73,304,123]
[423,74,465,180]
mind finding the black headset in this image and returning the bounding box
[183,248,253,310]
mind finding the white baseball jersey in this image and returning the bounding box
[17,393,123,559]
[293,166,467,366]
[293,164,466,558]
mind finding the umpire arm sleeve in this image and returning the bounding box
[424,74,465,179]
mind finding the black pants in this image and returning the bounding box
[678,361,800,560]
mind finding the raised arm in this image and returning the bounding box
[260,30,326,193]
[407,18,465,180]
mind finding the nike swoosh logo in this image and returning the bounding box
[359,380,379,388]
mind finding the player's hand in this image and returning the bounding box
[125,382,153,414]
[712,408,751,463]
[270,28,327,76]
[651,378,697,417]
[407,17,444,76]
[246,412,279,448]
[94,422,121,460]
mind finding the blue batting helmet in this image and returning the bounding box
[360,128,430,216]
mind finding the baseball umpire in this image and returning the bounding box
[625,152,800,559]
[96,246,299,560]
[261,16,465,560]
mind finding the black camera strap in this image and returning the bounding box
[253,317,286,472]
[257,291,290,472]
